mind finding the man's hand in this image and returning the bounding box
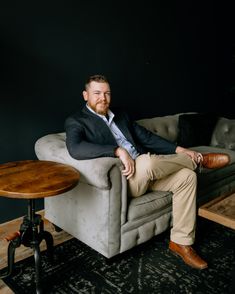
[115,147,135,179]
[175,146,203,164]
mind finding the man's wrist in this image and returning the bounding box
[175,146,185,154]
[114,147,120,157]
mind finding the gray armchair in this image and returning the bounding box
[35,144,172,258]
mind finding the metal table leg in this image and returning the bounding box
[0,199,54,294]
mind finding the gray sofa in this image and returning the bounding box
[34,113,235,258]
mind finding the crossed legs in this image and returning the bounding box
[128,152,197,244]
[128,153,207,269]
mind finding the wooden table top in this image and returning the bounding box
[198,193,235,230]
[0,160,80,199]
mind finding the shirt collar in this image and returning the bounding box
[86,104,114,123]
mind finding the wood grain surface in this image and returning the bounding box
[0,160,80,199]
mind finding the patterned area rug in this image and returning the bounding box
[1,219,235,294]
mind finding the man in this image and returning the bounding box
[65,75,229,270]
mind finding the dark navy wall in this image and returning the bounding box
[0,1,233,222]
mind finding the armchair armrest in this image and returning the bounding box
[35,133,123,189]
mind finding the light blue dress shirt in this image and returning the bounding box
[86,105,140,159]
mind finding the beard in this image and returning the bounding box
[96,103,109,115]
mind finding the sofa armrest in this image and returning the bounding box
[211,117,235,150]
[35,133,123,190]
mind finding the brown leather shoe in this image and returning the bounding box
[169,241,208,269]
[201,153,230,169]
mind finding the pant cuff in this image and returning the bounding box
[170,236,194,246]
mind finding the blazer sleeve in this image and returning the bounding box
[114,111,177,155]
[132,120,177,155]
[65,116,118,160]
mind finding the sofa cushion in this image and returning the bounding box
[177,113,218,147]
[197,163,235,191]
[128,191,172,221]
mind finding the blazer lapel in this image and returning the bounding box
[82,107,117,143]
[113,114,136,146]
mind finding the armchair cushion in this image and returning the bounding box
[128,191,172,221]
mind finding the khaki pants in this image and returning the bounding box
[128,153,197,245]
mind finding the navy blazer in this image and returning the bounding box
[65,106,177,160]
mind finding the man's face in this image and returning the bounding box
[83,81,111,115]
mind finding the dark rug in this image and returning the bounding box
[1,219,235,294]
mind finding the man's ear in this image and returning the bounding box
[83,90,88,101]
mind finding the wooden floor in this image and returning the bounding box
[0,210,73,293]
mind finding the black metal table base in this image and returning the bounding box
[0,199,54,294]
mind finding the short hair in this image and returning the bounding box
[85,75,109,90]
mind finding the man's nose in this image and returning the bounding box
[100,93,106,100]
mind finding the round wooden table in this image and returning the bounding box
[0,160,80,294]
